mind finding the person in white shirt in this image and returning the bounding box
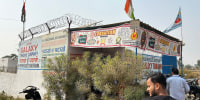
[166,68,190,100]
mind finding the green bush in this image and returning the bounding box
[123,84,146,100]
[43,50,146,100]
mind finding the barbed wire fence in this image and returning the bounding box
[19,13,103,40]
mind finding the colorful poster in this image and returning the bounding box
[145,28,181,56]
[71,24,144,48]
[142,54,162,73]
[18,38,42,69]
[71,24,181,56]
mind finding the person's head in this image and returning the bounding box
[146,72,167,97]
[171,68,179,75]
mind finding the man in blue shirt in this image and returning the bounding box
[167,68,190,100]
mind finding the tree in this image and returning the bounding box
[43,50,146,100]
[92,50,145,99]
[43,54,80,100]
[72,52,103,100]
[184,64,193,69]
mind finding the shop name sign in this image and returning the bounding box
[20,44,38,53]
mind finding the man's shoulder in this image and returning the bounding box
[167,75,180,80]
[166,76,174,81]
[143,96,176,100]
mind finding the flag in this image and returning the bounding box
[21,2,26,22]
[163,8,182,33]
[124,0,135,20]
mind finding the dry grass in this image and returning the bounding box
[183,69,200,79]
[0,91,24,100]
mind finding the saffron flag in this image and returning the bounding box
[21,2,26,22]
[163,8,182,33]
[124,0,135,20]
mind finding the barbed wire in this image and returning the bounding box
[19,13,103,40]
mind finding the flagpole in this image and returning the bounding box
[180,25,183,76]
[22,0,26,41]
[180,7,184,76]
[23,21,25,41]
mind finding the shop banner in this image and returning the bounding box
[41,29,68,57]
[145,28,181,56]
[41,30,68,68]
[71,24,144,48]
[18,38,42,69]
[71,24,181,56]
[142,54,162,73]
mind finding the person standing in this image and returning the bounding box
[166,68,190,100]
[143,72,175,100]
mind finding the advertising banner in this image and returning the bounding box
[71,24,181,56]
[41,29,68,57]
[71,24,143,48]
[18,38,42,69]
[145,29,181,56]
[142,54,162,73]
[41,29,68,68]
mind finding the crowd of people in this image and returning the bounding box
[143,68,190,100]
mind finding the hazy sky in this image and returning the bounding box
[0,0,200,66]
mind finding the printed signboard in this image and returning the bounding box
[142,54,162,73]
[18,29,68,69]
[71,24,181,56]
[18,38,42,69]
[71,24,142,48]
[145,29,181,56]
[41,29,68,68]
[41,29,68,57]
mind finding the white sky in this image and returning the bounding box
[0,0,200,66]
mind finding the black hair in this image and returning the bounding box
[172,68,179,75]
[147,72,166,89]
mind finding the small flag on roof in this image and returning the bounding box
[163,8,182,33]
[124,0,135,20]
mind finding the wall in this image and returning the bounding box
[0,71,45,98]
